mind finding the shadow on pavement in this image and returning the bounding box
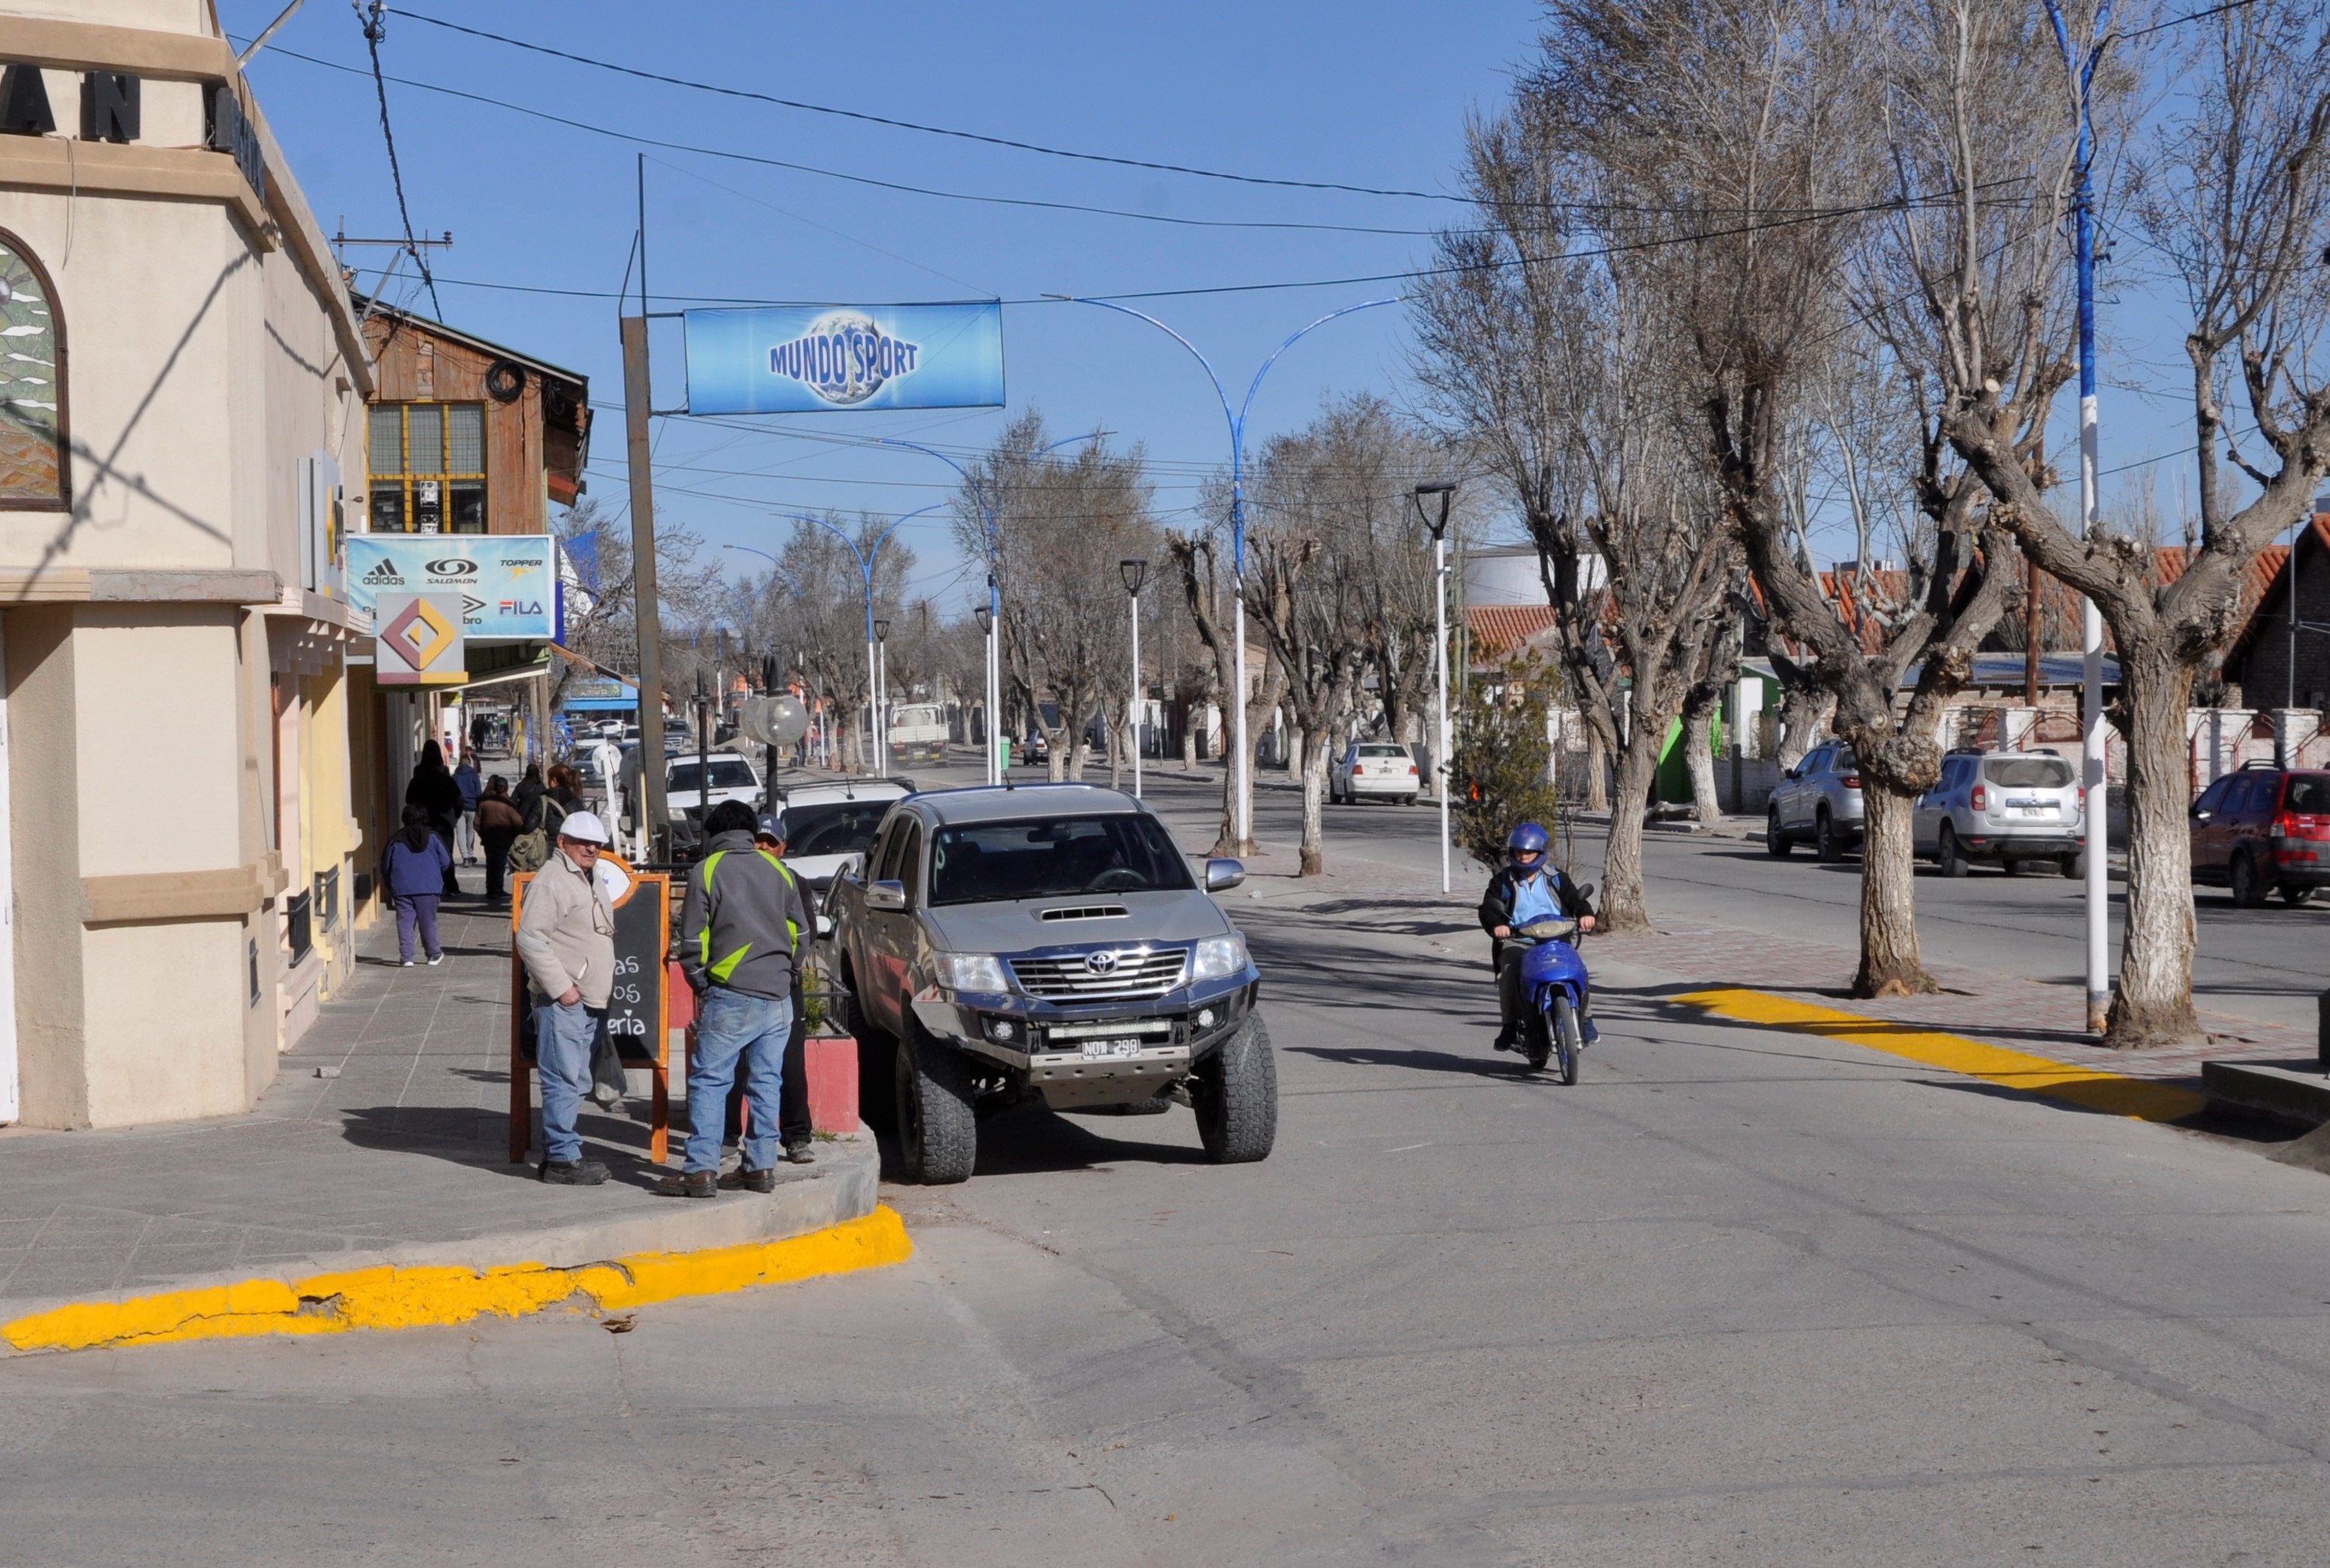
[338,1102,668,1184]
[1285,1043,1549,1082]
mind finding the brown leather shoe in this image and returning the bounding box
[654,1169,718,1200]
[716,1166,775,1193]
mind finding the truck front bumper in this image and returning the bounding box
[910,970,1262,1108]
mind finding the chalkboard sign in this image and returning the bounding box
[508,854,672,1163]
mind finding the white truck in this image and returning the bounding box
[887,702,949,765]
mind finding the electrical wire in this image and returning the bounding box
[353,2,440,318]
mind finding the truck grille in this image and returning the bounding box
[1009,946,1188,1000]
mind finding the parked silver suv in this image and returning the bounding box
[1913,748,2086,877]
[827,784,1273,1184]
[1767,741,1866,860]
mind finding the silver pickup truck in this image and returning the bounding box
[828,783,1273,1183]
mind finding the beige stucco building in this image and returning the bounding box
[0,2,375,1127]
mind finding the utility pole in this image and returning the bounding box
[620,310,669,859]
[1415,483,1457,893]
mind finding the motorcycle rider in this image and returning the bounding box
[1479,822,1598,1053]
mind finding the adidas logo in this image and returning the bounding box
[361,561,404,585]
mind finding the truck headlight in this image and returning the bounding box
[927,951,1009,993]
[1192,933,1248,982]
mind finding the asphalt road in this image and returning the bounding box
[8,760,2330,1563]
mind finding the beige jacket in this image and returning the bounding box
[516,848,615,1007]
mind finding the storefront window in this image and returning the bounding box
[0,232,65,510]
[366,402,485,532]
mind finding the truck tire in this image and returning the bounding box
[894,1028,978,1184]
[1194,1014,1278,1164]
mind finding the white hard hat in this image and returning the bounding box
[560,810,611,845]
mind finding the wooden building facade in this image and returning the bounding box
[357,303,591,537]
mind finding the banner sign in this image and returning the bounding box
[560,675,640,712]
[683,302,1005,414]
[375,593,467,686]
[345,534,561,642]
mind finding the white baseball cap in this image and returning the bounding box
[560,810,611,845]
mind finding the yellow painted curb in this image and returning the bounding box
[2,1205,914,1355]
[1673,988,2207,1124]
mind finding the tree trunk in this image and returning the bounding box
[1600,730,1660,933]
[1069,738,1090,781]
[1298,737,1330,875]
[1182,723,1197,770]
[1285,726,1303,781]
[1048,735,1067,782]
[1776,687,1833,770]
[2108,645,2201,1046]
[1683,702,1723,823]
[1852,783,1936,997]
[1585,724,1611,811]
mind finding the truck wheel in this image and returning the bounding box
[894,1028,977,1184]
[1193,1014,1279,1164]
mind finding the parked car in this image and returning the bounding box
[773,776,915,898]
[1766,741,1866,860]
[828,783,1273,1183]
[887,702,950,765]
[666,751,763,819]
[2190,766,2330,906]
[1330,741,1421,805]
[1913,748,2086,877]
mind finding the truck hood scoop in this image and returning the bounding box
[1040,904,1129,922]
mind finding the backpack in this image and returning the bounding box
[509,796,566,874]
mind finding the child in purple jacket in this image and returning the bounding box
[382,805,452,966]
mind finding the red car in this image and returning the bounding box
[2189,766,2330,906]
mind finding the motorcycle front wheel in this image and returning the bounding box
[1550,994,1582,1086]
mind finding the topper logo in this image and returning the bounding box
[767,312,921,406]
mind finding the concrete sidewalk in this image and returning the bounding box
[0,869,877,1330]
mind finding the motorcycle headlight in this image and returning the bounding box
[927,951,1009,993]
[1192,933,1248,982]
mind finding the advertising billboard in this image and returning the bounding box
[345,534,560,642]
[374,593,466,687]
[683,302,1005,414]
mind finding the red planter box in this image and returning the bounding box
[805,1034,860,1134]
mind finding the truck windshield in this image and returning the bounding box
[929,815,1196,905]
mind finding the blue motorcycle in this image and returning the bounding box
[1509,886,1594,1084]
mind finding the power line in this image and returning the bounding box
[394,6,1476,205]
[2123,0,2259,42]
[353,2,440,318]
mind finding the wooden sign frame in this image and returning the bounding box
[508,852,673,1164]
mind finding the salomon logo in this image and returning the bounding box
[426,558,479,577]
[360,560,404,586]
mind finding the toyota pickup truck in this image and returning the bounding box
[827,783,1273,1183]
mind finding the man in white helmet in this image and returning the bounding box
[514,809,618,1184]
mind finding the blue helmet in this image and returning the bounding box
[1507,822,1549,868]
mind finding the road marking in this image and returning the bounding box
[1671,989,2207,1123]
[2,1206,913,1356]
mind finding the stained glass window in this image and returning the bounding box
[0,234,64,508]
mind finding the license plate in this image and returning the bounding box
[1080,1038,1144,1060]
[2011,805,2054,817]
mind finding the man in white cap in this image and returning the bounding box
[514,809,617,1184]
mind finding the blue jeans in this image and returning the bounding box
[686,987,791,1175]
[534,998,599,1165]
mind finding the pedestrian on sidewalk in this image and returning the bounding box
[666,799,808,1198]
[514,810,619,1186]
[382,805,451,967]
[721,812,815,1166]
[453,752,483,866]
[407,740,464,899]
[475,775,524,906]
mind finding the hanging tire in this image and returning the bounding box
[2231,851,2266,908]
[1816,810,1841,862]
[893,1027,977,1184]
[1551,993,1582,1087]
[1193,1014,1279,1163]
[1937,823,1969,878]
[1766,807,1792,857]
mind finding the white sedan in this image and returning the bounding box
[1330,742,1421,805]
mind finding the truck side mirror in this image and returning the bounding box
[1206,859,1245,893]
[866,879,908,911]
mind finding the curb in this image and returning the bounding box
[2202,1060,2330,1130]
[1,1137,893,1356]
[1671,987,2207,1123]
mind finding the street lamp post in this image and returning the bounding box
[874,617,892,779]
[1121,557,1149,798]
[1057,294,1400,854]
[973,601,995,769]
[877,432,1103,784]
[2045,0,2113,1035]
[1413,482,1458,894]
[780,505,937,779]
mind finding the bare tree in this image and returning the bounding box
[1898,2,2330,1040]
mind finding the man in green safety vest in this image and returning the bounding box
[664,798,810,1198]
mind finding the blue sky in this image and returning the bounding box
[235,0,1543,608]
[232,2,2271,612]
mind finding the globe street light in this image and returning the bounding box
[1121,557,1149,798]
[1413,481,1457,894]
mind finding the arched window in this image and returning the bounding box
[0,231,66,511]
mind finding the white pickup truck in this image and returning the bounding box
[887,702,949,765]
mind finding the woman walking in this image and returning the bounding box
[406,739,464,898]
[476,775,525,906]
[383,805,451,966]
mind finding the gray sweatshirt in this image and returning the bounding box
[677,830,808,999]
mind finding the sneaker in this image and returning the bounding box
[655,1170,718,1200]
[718,1166,776,1193]
[780,1139,816,1166]
[539,1158,610,1186]
[1581,1017,1600,1046]
[426,954,443,966]
[1491,1028,1517,1054]
[399,959,415,968]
